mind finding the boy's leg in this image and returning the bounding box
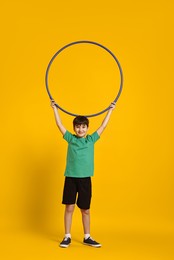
[59,204,75,248]
[62,177,77,236]
[81,208,101,247]
[78,178,101,248]
[81,208,90,234]
[64,204,75,234]
[77,178,91,236]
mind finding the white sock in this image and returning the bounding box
[84,233,90,240]
[65,233,71,238]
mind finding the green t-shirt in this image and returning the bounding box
[63,130,100,178]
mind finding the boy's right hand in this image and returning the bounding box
[51,99,56,108]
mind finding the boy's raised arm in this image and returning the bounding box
[51,100,67,135]
[97,102,116,136]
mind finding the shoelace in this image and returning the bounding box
[64,237,69,241]
[88,237,94,241]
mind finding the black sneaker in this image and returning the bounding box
[83,237,101,247]
[59,237,71,248]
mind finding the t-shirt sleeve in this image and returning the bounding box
[90,131,100,143]
[63,130,73,143]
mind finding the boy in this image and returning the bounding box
[51,101,115,248]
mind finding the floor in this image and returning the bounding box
[1,225,174,260]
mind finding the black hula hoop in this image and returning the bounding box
[45,40,123,117]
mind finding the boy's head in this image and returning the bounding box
[73,116,89,128]
[73,116,89,138]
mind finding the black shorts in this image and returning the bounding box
[62,177,92,209]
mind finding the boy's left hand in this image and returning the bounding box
[109,102,116,110]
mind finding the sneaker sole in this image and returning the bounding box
[83,242,101,248]
[59,244,71,248]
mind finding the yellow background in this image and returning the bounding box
[0,0,174,259]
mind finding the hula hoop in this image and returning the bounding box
[45,40,123,117]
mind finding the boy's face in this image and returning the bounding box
[74,124,88,138]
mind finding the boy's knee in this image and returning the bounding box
[65,204,75,213]
[81,209,90,215]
